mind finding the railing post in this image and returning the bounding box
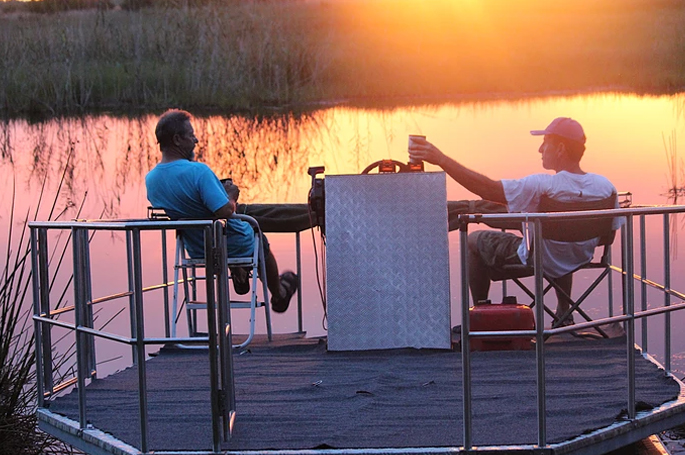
[126,231,137,364]
[215,221,236,441]
[620,224,628,316]
[625,215,636,420]
[83,229,96,379]
[296,231,303,333]
[131,228,150,452]
[72,227,90,429]
[204,224,222,452]
[37,228,53,397]
[459,216,472,450]
[607,247,614,318]
[640,215,648,351]
[500,228,508,298]
[30,228,46,406]
[533,218,547,447]
[161,229,171,339]
[663,213,672,372]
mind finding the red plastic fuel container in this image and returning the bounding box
[468,296,535,351]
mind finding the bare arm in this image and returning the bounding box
[408,138,506,203]
[438,156,506,203]
[213,200,236,219]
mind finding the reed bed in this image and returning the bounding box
[0,164,81,453]
[0,0,684,117]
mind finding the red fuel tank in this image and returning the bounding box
[468,297,535,351]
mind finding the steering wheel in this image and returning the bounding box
[361,159,411,174]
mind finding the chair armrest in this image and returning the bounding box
[231,213,262,233]
[147,206,170,221]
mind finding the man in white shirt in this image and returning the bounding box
[408,117,617,324]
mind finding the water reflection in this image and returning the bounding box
[3,93,684,221]
[192,113,322,203]
[0,112,329,220]
[3,92,685,375]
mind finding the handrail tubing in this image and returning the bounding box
[31,220,235,452]
[50,377,78,396]
[462,204,685,223]
[29,217,312,337]
[32,207,685,453]
[34,315,211,346]
[609,265,685,301]
[467,299,685,338]
[459,203,685,451]
[45,279,194,317]
[28,219,214,230]
[458,208,685,341]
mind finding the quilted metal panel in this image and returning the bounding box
[325,172,451,351]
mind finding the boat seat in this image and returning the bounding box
[489,192,618,335]
[147,208,272,349]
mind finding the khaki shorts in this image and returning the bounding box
[475,230,524,269]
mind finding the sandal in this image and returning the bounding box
[271,271,298,313]
[230,267,250,295]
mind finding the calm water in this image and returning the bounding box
[4,92,685,377]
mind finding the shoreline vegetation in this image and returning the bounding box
[0,164,80,454]
[1,0,685,118]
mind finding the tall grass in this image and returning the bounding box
[1,0,685,117]
[664,130,683,256]
[0,0,330,116]
[0,184,53,453]
[0,156,81,453]
[665,131,682,202]
[0,197,47,453]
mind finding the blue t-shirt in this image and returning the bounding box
[146,160,254,259]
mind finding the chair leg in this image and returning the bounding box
[231,263,262,349]
[551,274,574,327]
[512,277,557,321]
[231,235,273,349]
[184,265,195,337]
[547,276,609,338]
[172,238,184,338]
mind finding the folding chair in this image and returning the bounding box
[171,214,273,349]
[489,192,618,335]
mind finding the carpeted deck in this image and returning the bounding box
[48,332,681,452]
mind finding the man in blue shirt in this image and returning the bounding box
[146,109,297,313]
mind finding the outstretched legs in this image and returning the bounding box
[263,249,298,313]
[467,231,492,304]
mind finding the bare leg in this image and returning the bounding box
[262,248,298,313]
[468,231,491,305]
[263,249,283,300]
[553,273,573,324]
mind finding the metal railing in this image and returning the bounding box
[30,218,236,454]
[30,204,685,454]
[458,204,685,451]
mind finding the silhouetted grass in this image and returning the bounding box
[1,0,684,117]
[0,156,82,453]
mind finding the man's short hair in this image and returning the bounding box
[549,134,585,162]
[155,109,192,148]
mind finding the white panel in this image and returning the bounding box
[325,172,451,351]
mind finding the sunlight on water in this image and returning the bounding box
[3,91,685,376]
[3,93,683,216]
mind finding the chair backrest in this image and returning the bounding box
[538,193,617,244]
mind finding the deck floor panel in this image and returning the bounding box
[48,334,681,452]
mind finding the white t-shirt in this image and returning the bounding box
[501,171,617,278]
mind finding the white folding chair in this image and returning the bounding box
[171,214,273,349]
